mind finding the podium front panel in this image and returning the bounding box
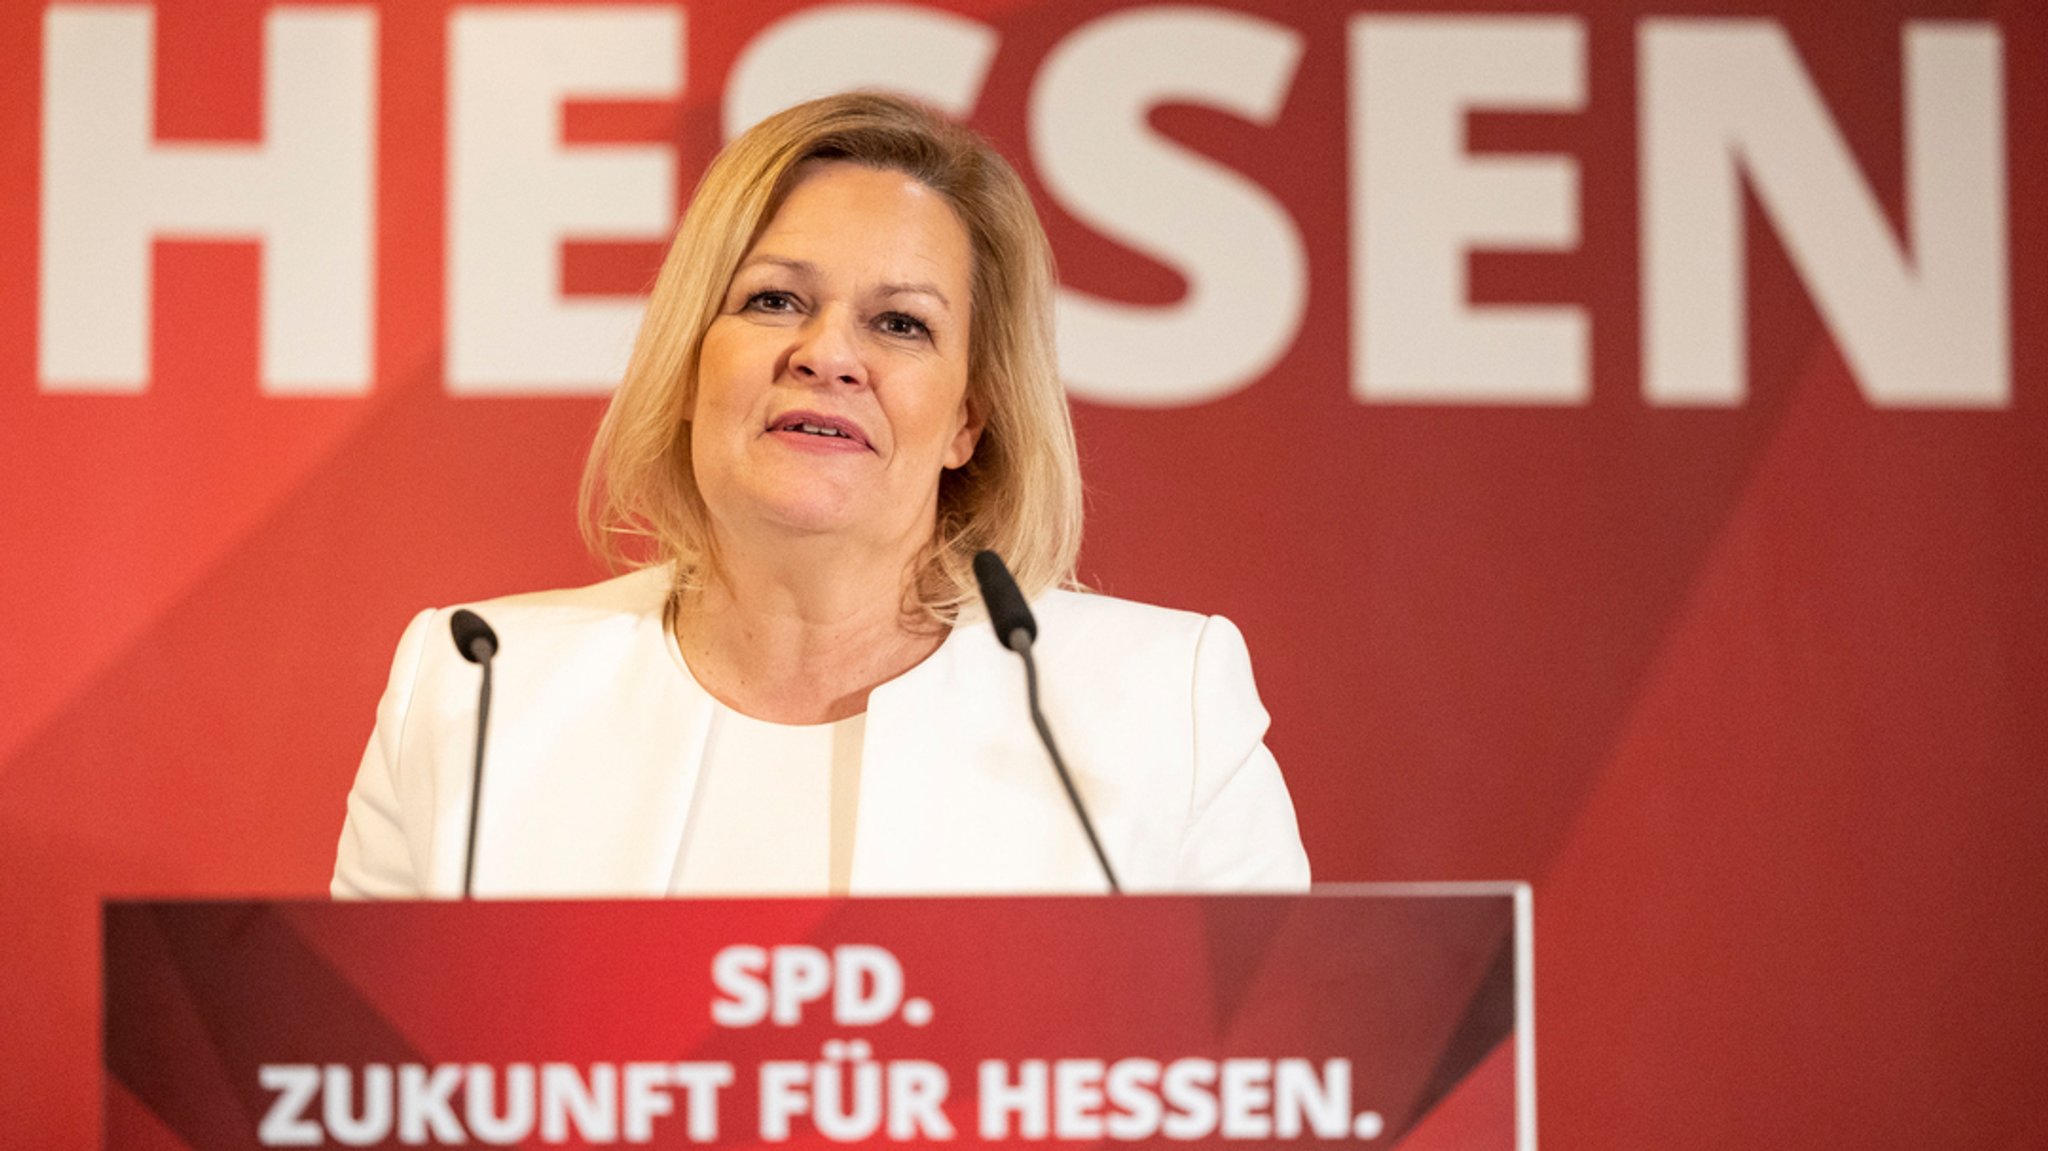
[105,886,1532,1148]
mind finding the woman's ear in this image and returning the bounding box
[944,394,986,470]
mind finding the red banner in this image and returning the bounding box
[105,891,1531,1149]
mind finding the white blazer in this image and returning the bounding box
[333,567,1310,897]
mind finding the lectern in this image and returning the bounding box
[105,885,1533,1148]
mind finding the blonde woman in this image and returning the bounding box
[334,93,1307,898]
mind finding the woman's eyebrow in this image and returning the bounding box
[737,255,952,311]
[736,254,814,277]
[877,282,952,310]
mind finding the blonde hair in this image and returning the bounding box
[580,92,1082,622]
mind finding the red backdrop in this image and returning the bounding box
[3,0,2044,1146]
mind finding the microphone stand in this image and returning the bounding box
[1004,627,1121,893]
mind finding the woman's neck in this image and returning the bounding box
[671,537,944,725]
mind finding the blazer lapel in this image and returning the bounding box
[470,595,716,897]
[851,619,1110,894]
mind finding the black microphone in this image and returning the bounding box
[451,608,497,663]
[448,609,498,898]
[972,550,1120,893]
[973,550,1037,652]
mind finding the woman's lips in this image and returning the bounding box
[765,410,873,450]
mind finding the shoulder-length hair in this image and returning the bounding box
[580,91,1082,622]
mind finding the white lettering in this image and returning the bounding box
[260,1061,732,1145]
[1053,1058,1106,1139]
[397,1063,465,1144]
[1274,1058,1351,1139]
[446,7,681,393]
[1159,1058,1218,1141]
[758,1061,810,1141]
[724,4,996,138]
[714,944,909,1028]
[977,1059,1049,1140]
[1030,7,1306,406]
[886,1061,954,1140]
[770,946,833,1025]
[323,1064,393,1146]
[39,5,375,394]
[832,944,903,1026]
[1103,1058,1163,1141]
[710,944,770,1027]
[971,1057,1336,1142]
[1218,1058,1273,1138]
[756,1051,946,1142]
[671,1063,734,1141]
[1353,16,1588,404]
[465,1063,537,1144]
[621,1062,675,1143]
[540,1062,618,1143]
[1641,21,2007,407]
[811,1044,883,1141]
[257,1064,321,1147]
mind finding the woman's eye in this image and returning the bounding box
[878,312,931,340]
[743,290,798,313]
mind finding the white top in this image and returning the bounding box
[335,568,1310,898]
[668,707,866,896]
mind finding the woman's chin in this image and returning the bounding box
[738,496,874,541]
[703,471,928,552]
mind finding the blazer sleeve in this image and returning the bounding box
[331,608,435,898]
[1176,614,1312,890]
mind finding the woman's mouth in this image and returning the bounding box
[767,411,872,450]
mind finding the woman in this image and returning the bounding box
[334,93,1308,897]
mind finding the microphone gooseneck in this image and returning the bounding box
[972,550,1121,893]
[448,609,499,898]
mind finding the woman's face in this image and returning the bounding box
[691,160,981,555]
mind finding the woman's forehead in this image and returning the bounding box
[745,161,970,283]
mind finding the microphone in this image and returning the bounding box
[972,551,1120,893]
[973,550,1037,652]
[451,608,498,663]
[448,609,499,898]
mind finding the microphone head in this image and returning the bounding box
[449,609,499,664]
[972,550,1037,650]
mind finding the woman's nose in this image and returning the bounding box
[788,307,866,387]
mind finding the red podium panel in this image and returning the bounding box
[104,885,1532,1148]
